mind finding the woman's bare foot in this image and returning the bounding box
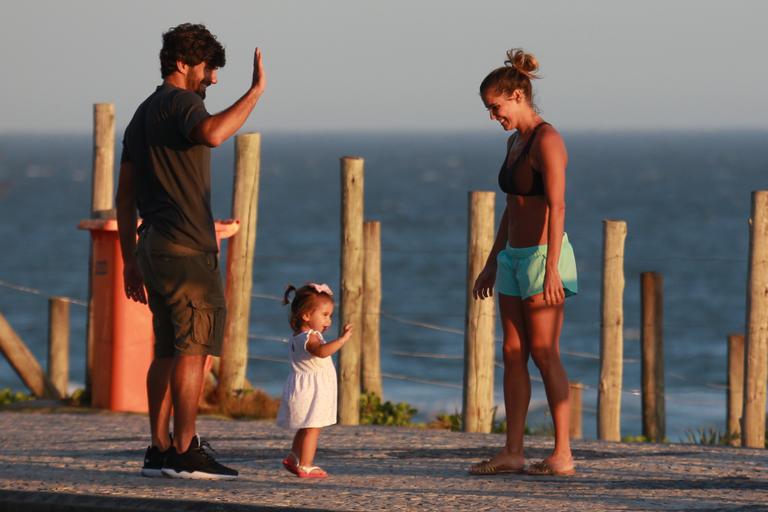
[527,453,575,476]
[468,450,525,475]
[487,450,525,469]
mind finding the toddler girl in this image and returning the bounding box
[277,283,352,478]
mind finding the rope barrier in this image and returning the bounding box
[0,279,86,306]
[0,278,733,399]
[391,351,462,360]
[380,372,463,390]
[249,348,712,403]
[247,333,288,344]
[251,292,284,302]
[380,312,463,335]
[250,250,749,264]
[248,353,463,390]
[249,355,289,364]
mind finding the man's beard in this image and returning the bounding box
[185,75,208,99]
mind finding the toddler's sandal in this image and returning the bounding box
[282,452,299,475]
[296,465,328,479]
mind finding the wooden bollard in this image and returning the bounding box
[462,191,496,433]
[338,156,365,425]
[0,312,59,398]
[362,220,383,398]
[640,272,665,442]
[48,297,70,398]
[727,334,744,446]
[742,190,768,448]
[85,103,115,399]
[569,382,583,440]
[219,133,261,408]
[598,219,627,441]
[91,103,115,216]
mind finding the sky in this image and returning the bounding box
[1,0,767,134]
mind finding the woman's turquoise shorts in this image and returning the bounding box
[496,233,578,299]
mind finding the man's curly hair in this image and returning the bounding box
[159,23,226,78]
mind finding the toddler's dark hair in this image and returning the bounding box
[283,284,333,332]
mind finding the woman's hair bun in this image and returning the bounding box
[504,48,539,79]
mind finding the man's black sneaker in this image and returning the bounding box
[141,433,173,477]
[161,434,238,480]
[141,445,168,477]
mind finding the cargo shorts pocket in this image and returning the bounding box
[190,296,227,355]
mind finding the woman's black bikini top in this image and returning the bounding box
[498,122,549,196]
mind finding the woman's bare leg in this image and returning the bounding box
[485,293,530,469]
[524,294,573,470]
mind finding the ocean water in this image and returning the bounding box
[1,130,767,441]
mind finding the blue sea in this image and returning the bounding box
[1,130,767,441]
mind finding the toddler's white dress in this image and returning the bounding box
[276,329,338,429]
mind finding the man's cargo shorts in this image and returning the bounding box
[136,226,226,358]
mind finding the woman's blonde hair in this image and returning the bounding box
[480,48,540,109]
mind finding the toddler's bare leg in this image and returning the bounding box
[298,427,321,466]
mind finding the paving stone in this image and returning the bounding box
[0,410,766,511]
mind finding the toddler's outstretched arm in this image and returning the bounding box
[306,324,353,358]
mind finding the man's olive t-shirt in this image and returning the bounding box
[121,83,217,253]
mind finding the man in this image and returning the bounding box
[116,23,266,480]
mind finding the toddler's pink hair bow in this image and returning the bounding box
[307,282,333,296]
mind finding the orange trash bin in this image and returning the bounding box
[78,218,239,413]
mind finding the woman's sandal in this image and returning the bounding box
[296,464,328,479]
[526,460,576,477]
[468,459,526,475]
[282,452,299,475]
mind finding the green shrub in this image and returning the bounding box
[428,411,462,431]
[0,388,33,405]
[684,426,740,446]
[425,407,540,435]
[622,434,650,443]
[219,388,281,420]
[359,392,416,426]
[66,388,88,406]
[526,422,555,437]
[490,406,507,433]
[426,406,506,432]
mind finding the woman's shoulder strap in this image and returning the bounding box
[522,121,550,155]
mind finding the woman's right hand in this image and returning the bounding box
[472,265,496,300]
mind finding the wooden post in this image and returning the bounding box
[569,382,583,440]
[362,220,383,398]
[0,312,59,398]
[598,219,627,441]
[742,190,768,448]
[85,103,115,400]
[91,103,116,216]
[462,191,496,433]
[727,334,744,446]
[47,297,70,398]
[338,156,365,425]
[641,272,665,442]
[219,133,261,409]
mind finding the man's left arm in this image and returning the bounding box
[116,160,147,304]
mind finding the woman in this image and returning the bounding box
[469,49,578,477]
